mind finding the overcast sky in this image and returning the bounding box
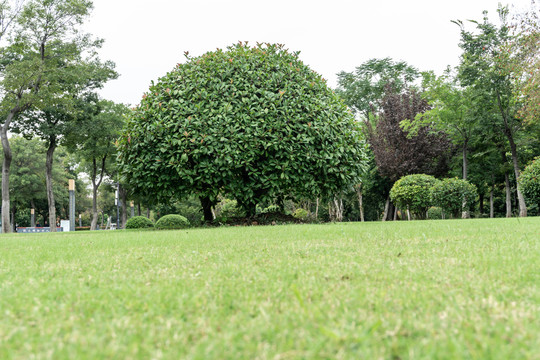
[84,0,535,106]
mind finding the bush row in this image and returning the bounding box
[390,174,477,219]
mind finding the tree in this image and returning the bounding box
[69,99,127,230]
[0,0,96,233]
[336,58,420,121]
[367,85,451,182]
[454,7,532,217]
[118,42,367,219]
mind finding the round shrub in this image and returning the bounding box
[292,208,309,221]
[155,214,190,229]
[125,216,154,229]
[390,174,439,219]
[427,207,443,220]
[430,178,477,218]
[519,157,540,208]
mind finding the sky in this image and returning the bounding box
[84,0,535,106]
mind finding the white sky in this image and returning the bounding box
[84,0,535,106]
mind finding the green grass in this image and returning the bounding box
[1,218,539,359]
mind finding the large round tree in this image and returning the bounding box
[117,43,366,220]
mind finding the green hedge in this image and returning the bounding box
[155,214,190,230]
[125,216,154,229]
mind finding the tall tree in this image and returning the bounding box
[455,6,534,217]
[68,99,127,230]
[0,0,96,232]
[368,84,451,182]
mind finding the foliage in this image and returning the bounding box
[518,157,540,207]
[389,174,439,219]
[427,207,443,220]
[430,178,478,218]
[336,58,420,120]
[368,85,451,182]
[117,42,367,218]
[125,216,154,229]
[217,199,245,219]
[155,214,190,230]
[292,208,309,221]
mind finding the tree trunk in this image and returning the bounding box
[119,184,127,229]
[137,203,141,216]
[315,197,319,219]
[1,109,17,234]
[45,137,57,232]
[200,196,214,222]
[356,184,364,222]
[508,138,527,217]
[479,193,484,216]
[146,208,150,218]
[497,91,526,217]
[90,156,107,230]
[382,198,390,221]
[489,188,494,218]
[504,172,512,218]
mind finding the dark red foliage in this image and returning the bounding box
[367,84,452,182]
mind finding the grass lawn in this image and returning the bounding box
[0,218,539,359]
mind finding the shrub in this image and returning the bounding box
[427,207,443,220]
[155,214,190,229]
[218,199,245,218]
[292,208,309,221]
[390,174,439,219]
[125,216,154,229]
[519,157,540,208]
[430,178,477,218]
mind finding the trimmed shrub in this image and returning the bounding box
[155,214,190,229]
[519,157,540,208]
[125,216,154,229]
[390,174,439,219]
[430,178,477,218]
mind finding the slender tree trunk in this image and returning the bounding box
[45,137,57,232]
[90,156,107,230]
[504,172,512,218]
[407,207,411,221]
[461,142,471,219]
[315,197,319,220]
[119,184,127,229]
[508,138,527,217]
[490,188,494,218]
[137,203,141,216]
[1,110,17,234]
[146,208,150,218]
[393,207,398,221]
[355,184,364,222]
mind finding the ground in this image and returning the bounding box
[0,218,538,359]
